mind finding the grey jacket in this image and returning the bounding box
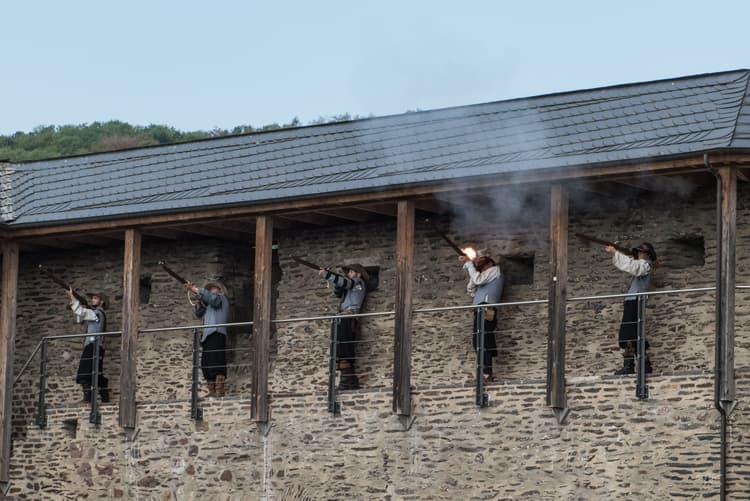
[71,299,106,346]
[613,252,653,301]
[323,271,366,313]
[194,288,230,342]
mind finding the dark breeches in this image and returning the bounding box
[332,317,357,364]
[618,299,649,352]
[201,331,227,381]
[76,343,108,389]
[473,306,498,375]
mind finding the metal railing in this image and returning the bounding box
[16,284,748,425]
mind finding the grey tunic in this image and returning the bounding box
[194,288,230,342]
[323,271,366,313]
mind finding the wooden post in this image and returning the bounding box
[715,167,736,414]
[546,184,569,424]
[393,200,415,417]
[252,216,272,422]
[0,242,18,486]
[119,229,141,428]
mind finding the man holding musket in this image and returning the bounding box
[605,241,657,375]
[184,280,230,398]
[459,248,503,382]
[318,263,368,390]
[68,289,110,403]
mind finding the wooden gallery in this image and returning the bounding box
[0,70,748,499]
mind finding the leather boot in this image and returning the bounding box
[215,375,226,397]
[614,357,635,376]
[99,385,110,403]
[339,364,360,390]
[82,385,92,403]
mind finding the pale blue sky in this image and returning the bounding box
[1,1,748,135]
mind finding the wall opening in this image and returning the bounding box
[665,236,705,268]
[502,253,534,285]
[62,419,78,439]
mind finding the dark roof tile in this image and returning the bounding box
[4,69,750,226]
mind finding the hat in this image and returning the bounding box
[203,281,228,296]
[341,263,369,280]
[637,242,657,262]
[86,292,107,307]
[475,249,493,260]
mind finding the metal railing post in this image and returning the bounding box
[34,339,48,428]
[328,318,340,414]
[190,328,203,421]
[475,308,488,408]
[89,335,102,425]
[636,295,649,400]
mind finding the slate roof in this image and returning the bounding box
[2,69,750,228]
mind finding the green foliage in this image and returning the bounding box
[0,115,350,163]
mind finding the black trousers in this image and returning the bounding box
[473,307,498,376]
[76,343,108,389]
[331,317,357,365]
[618,299,649,353]
[201,331,227,381]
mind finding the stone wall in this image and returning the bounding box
[7,372,747,499]
[6,180,750,498]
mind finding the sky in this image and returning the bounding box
[2,1,749,136]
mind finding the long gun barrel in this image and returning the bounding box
[574,233,637,257]
[158,261,190,285]
[292,256,327,270]
[38,265,90,308]
[425,219,469,257]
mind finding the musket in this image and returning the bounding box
[424,219,469,257]
[38,265,90,308]
[292,256,327,271]
[158,261,190,285]
[575,233,638,257]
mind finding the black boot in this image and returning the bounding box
[82,385,92,403]
[614,357,635,376]
[338,364,360,390]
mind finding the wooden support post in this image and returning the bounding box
[715,167,736,415]
[252,216,272,422]
[546,184,569,424]
[393,200,415,418]
[0,241,18,487]
[119,229,141,428]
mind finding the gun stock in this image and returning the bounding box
[158,261,190,285]
[575,233,637,257]
[38,265,90,308]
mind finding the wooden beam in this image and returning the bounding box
[27,237,80,249]
[119,229,141,428]
[0,241,19,485]
[715,167,736,414]
[412,198,448,215]
[6,153,733,239]
[393,200,414,417]
[141,227,185,241]
[546,184,569,424]
[277,212,346,227]
[314,208,377,223]
[252,216,272,423]
[177,224,250,242]
[357,203,398,217]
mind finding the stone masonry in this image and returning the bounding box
[5,180,750,498]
